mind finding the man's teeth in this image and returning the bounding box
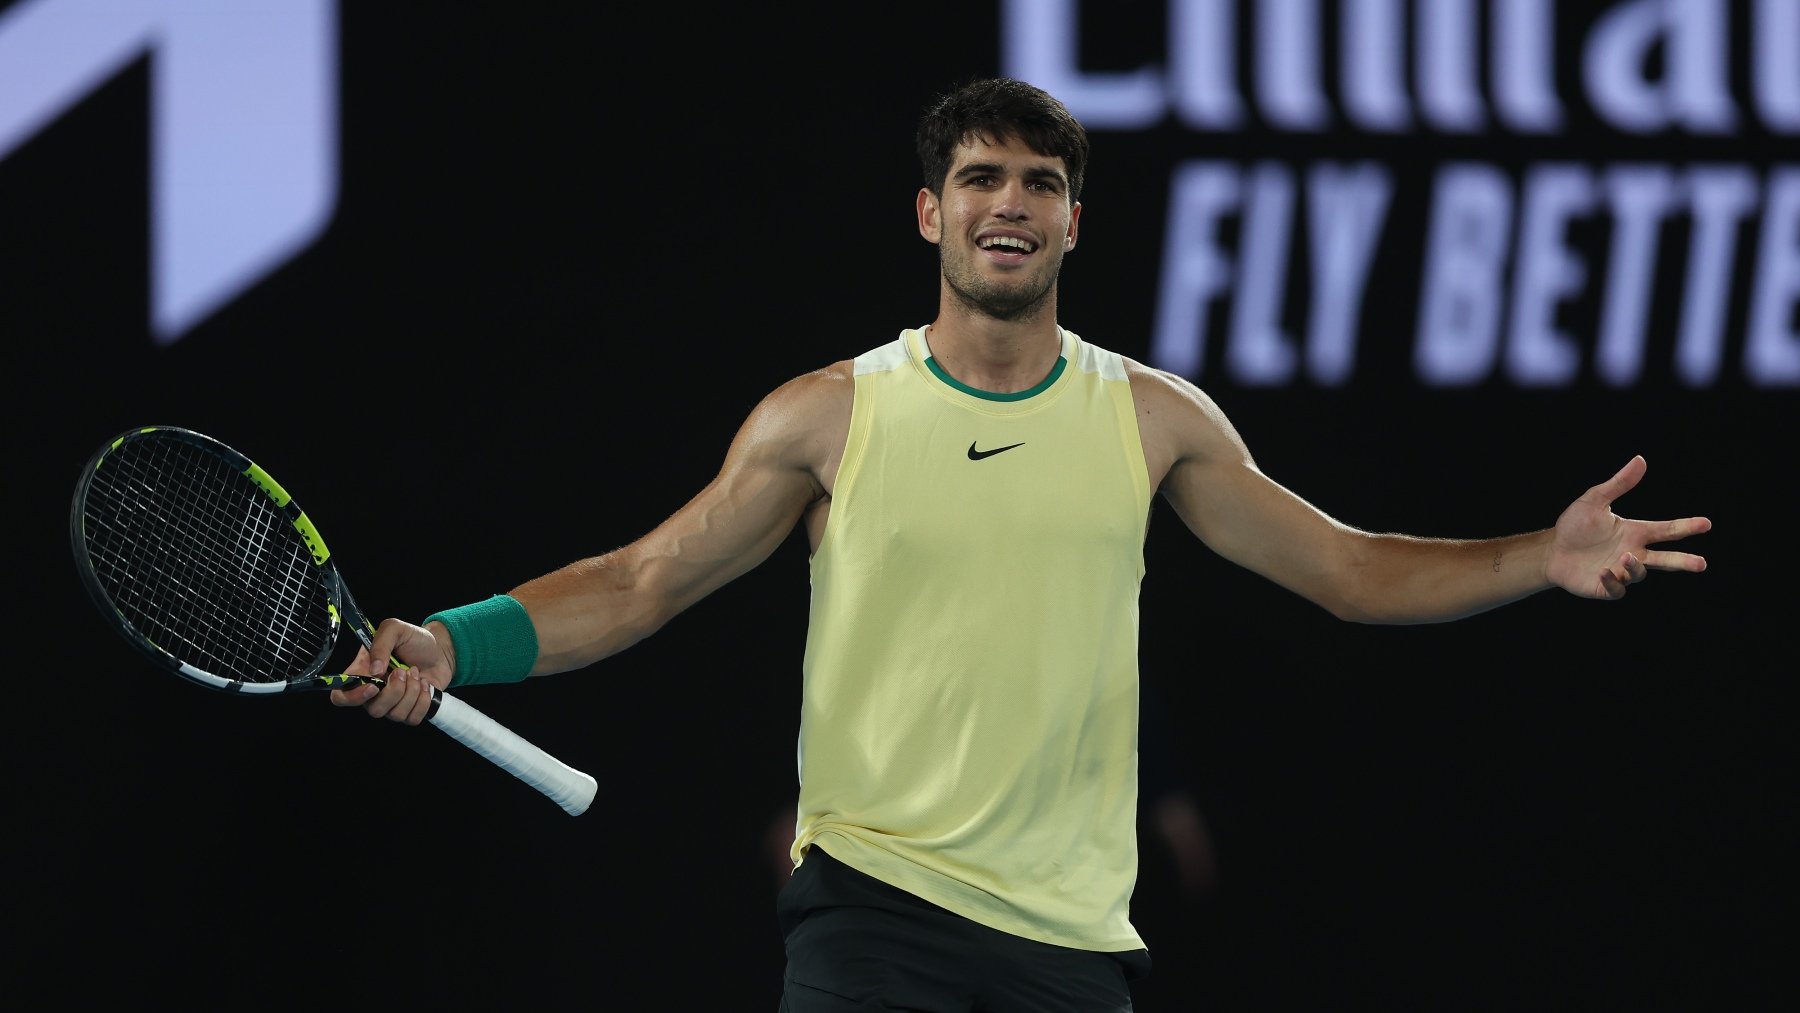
[980,236,1037,252]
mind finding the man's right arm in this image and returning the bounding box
[336,364,851,722]
[509,363,851,675]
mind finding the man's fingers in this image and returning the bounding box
[1621,553,1647,583]
[363,681,398,720]
[1660,515,1713,542]
[328,682,379,707]
[1591,455,1647,505]
[1646,549,1708,573]
[382,668,431,725]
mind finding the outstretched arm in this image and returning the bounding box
[1135,365,1710,624]
[510,370,842,674]
[333,364,852,722]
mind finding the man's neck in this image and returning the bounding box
[924,309,1063,395]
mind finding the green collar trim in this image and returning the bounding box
[925,355,1067,402]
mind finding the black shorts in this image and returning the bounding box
[776,843,1151,1012]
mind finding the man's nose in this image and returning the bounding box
[991,183,1030,219]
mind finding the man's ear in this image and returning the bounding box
[1064,200,1081,251]
[917,188,942,243]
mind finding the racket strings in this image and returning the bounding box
[79,435,336,683]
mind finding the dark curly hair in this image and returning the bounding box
[915,77,1090,203]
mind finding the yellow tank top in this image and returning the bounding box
[793,325,1153,952]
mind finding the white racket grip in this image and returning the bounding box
[428,692,597,816]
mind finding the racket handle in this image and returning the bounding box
[427,691,597,816]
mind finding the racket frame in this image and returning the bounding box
[70,425,596,816]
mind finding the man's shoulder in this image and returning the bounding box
[788,358,856,390]
[761,359,855,420]
[848,329,919,376]
[1113,352,1193,394]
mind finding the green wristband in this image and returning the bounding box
[425,594,539,688]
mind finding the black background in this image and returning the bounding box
[6,3,1790,1010]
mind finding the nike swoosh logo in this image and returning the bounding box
[967,441,1025,460]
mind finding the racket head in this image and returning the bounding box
[70,425,351,695]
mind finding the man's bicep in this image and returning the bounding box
[641,375,841,608]
[1165,458,1341,569]
[647,439,816,602]
[1148,375,1351,595]
[506,395,823,671]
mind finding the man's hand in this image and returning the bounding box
[327,617,454,725]
[1545,455,1711,600]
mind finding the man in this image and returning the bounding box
[333,77,1710,1011]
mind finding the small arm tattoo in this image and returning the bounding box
[1492,552,1503,572]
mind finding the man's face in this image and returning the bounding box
[921,134,1080,321]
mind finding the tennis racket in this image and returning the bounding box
[69,424,597,817]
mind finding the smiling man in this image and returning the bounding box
[333,77,1711,1011]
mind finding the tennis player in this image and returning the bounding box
[333,77,1711,1011]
